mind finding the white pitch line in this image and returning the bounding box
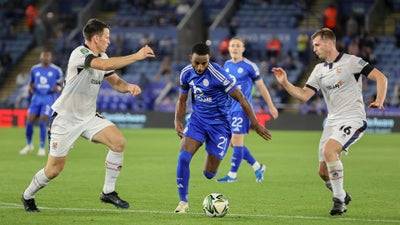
[1,202,399,224]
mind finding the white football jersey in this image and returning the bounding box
[52,45,114,120]
[306,53,374,126]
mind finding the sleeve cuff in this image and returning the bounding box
[180,84,189,94]
[305,84,318,93]
[252,76,262,82]
[227,85,238,94]
[360,64,374,76]
[104,71,114,77]
[179,88,189,94]
[84,54,97,68]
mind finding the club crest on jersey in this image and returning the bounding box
[225,68,229,73]
[48,71,53,77]
[237,67,244,74]
[52,142,58,149]
[336,67,342,74]
[203,78,209,87]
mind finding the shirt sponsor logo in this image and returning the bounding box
[91,79,101,85]
[190,81,212,103]
[326,80,344,90]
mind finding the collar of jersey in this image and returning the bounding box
[83,44,101,57]
[324,52,343,69]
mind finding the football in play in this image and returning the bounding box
[202,193,229,217]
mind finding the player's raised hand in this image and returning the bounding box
[252,124,272,141]
[127,84,141,96]
[368,100,384,110]
[272,67,288,85]
[174,120,184,139]
[136,45,155,60]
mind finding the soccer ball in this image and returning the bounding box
[202,193,229,217]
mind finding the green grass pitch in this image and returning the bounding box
[0,128,399,225]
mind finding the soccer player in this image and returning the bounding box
[217,37,279,183]
[272,28,387,216]
[174,43,271,213]
[21,18,155,212]
[19,50,63,156]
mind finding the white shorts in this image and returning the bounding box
[318,120,367,161]
[48,113,114,157]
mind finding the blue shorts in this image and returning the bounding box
[28,95,54,117]
[230,111,250,134]
[184,116,231,160]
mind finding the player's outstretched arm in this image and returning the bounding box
[272,67,315,102]
[90,45,155,71]
[255,79,278,119]
[105,73,141,96]
[229,88,271,141]
[367,68,388,109]
[174,93,188,139]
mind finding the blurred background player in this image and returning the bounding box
[272,28,387,216]
[174,43,271,213]
[218,37,279,183]
[21,18,155,212]
[19,50,63,156]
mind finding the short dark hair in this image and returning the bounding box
[311,28,336,42]
[191,43,210,55]
[83,18,109,41]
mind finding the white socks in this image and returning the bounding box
[227,171,237,178]
[252,161,261,171]
[326,160,346,202]
[23,168,50,199]
[103,150,123,194]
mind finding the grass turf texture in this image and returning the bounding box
[0,128,399,225]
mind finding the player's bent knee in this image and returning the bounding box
[323,146,335,157]
[111,136,126,152]
[203,170,216,179]
[45,164,64,179]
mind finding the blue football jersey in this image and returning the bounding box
[179,62,237,124]
[30,63,63,96]
[224,58,261,112]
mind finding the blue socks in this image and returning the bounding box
[26,121,33,145]
[243,146,256,165]
[39,121,47,149]
[230,146,244,173]
[176,150,192,202]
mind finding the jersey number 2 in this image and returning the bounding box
[217,137,228,150]
[232,117,243,129]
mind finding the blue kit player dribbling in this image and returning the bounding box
[174,43,272,213]
[19,50,63,156]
